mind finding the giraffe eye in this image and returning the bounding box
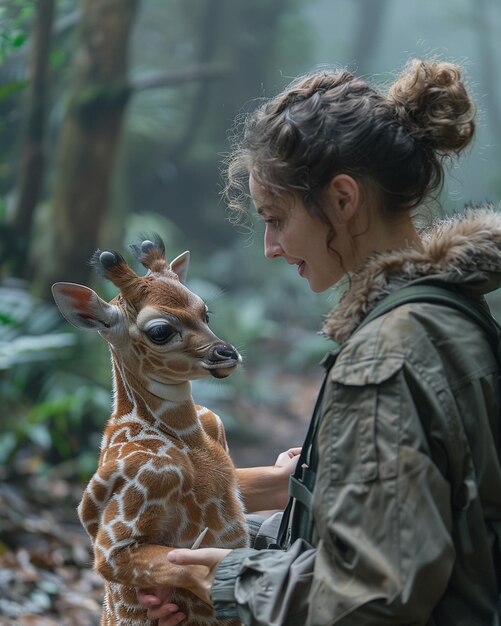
[146,323,176,345]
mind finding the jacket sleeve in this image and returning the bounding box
[212,540,316,625]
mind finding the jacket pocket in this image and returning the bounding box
[321,355,405,485]
[330,354,405,386]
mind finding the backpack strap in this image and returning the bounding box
[276,349,339,549]
[359,284,501,356]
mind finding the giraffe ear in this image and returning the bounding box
[52,282,119,332]
[169,251,190,284]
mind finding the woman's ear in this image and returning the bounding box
[326,174,361,223]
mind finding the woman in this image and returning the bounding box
[139,59,501,624]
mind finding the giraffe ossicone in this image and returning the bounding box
[52,236,249,626]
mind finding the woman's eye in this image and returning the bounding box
[264,217,281,229]
[146,324,176,345]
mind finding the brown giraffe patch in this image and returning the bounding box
[102,499,119,524]
[111,520,132,541]
[121,485,146,520]
[136,504,168,536]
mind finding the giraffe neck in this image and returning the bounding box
[110,355,205,444]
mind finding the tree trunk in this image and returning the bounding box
[153,0,293,248]
[11,0,55,275]
[352,0,388,76]
[168,0,226,162]
[40,0,139,295]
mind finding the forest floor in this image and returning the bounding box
[0,372,321,625]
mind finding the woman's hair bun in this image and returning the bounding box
[387,59,475,155]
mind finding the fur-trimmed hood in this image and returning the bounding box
[323,206,501,344]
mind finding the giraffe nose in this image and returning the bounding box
[209,343,240,363]
[206,343,241,379]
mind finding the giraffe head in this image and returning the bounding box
[52,236,241,385]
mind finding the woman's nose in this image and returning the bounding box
[264,228,282,259]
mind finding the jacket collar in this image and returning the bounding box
[323,205,501,344]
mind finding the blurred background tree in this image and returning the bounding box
[1,0,500,479]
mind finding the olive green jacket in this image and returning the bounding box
[213,208,501,625]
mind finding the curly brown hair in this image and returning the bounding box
[223,59,475,226]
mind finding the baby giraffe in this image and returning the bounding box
[52,237,249,626]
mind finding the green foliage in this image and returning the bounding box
[49,46,67,70]
[0,1,33,196]
[0,283,110,480]
[0,78,28,101]
[0,0,34,65]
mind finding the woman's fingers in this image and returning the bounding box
[159,612,187,626]
[146,603,185,620]
[137,549,229,610]
[136,588,162,607]
[275,447,301,465]
[275,447,302,474]
[167,547,230,568]
[136,587,183,621]
[164,548,231,605]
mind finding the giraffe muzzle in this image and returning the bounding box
[205,343,241,378]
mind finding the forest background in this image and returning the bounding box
[0,0,500,624]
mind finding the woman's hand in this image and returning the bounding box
[236,446,302,512]
[166,547,231,603]
[137,588,186,625]
[273,446,301,509]
[136,549,231,625]
[275,447,302,474]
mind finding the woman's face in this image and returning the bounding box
[249,174,347,292]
